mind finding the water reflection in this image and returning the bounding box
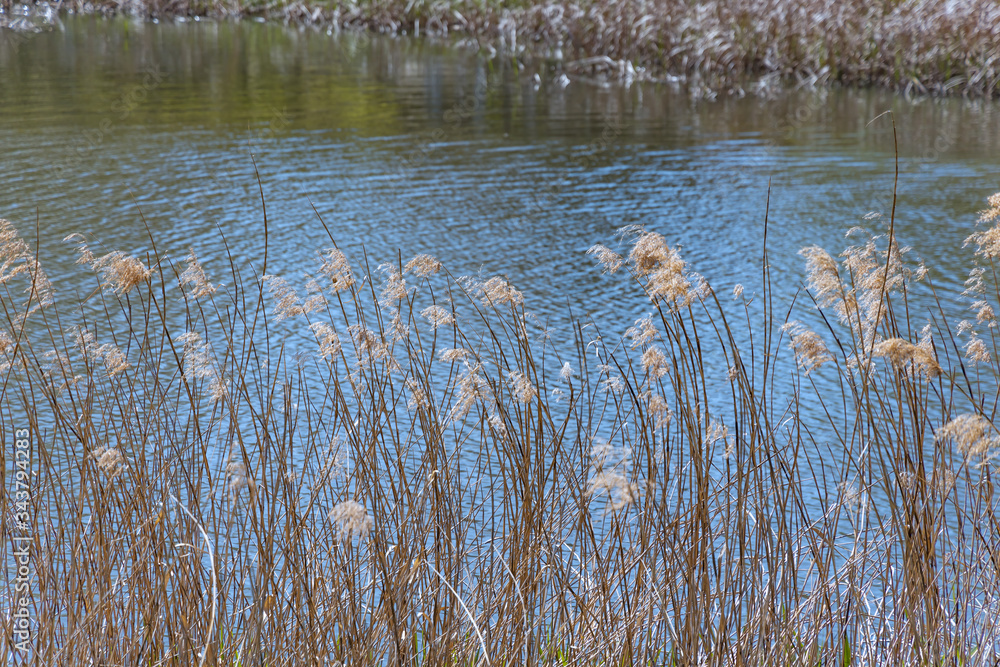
[0,15,998,391]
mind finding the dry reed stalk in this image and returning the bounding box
[2,188,1000,665]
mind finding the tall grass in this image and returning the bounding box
[5,0,998,98]
[2,172,1000,666]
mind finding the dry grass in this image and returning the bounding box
[2,171,1000,665]
[4,0,998,97]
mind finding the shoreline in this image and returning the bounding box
[2,0,999,99]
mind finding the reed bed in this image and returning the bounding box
[2,176,1000,666]
[3,0,999,98]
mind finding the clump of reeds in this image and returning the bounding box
[7,0,998,98]
[2,180,1000,666]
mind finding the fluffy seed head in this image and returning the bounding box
[508,370,538,403]
[3,220,33,285]
[782,321,833,375]
[626,315,659,349]
[0,330,12,357]
[404,254,441,277]
[972,300,996,326]
[641,346,669,380]
[586,470,641,511]
[623,233,693,307]
[348,325,390,367]
[64,233,95,265]
[872,337,940,379]
[92,251,151,295]
[406,379,428,411]
[176,331,217,382]
[319,248,355,293]
[965,193,1000,258]
[91,446,126,479]
[421,304,455,329]
[74,328,130,377]
[178,248,216,299]
[264,275,324,321]
[1,220,54,312]
[488,413,508,439]
[937,414,999,461]
[602,375,625,393]
[965,334,991,365]
[226,459,256,496]
[480,276,523,308]
[587,244,624,274]
[439,347,469,363]
[449,363,492,422]
[329,500,374,541]
[378,265,410,305]
[705,419,728,445]
[309,322,342,361]
[981,193,1000,223]
[963,268,986,297]
[629,231,671,276]
[799,246,843,309]
[208,376,228,403]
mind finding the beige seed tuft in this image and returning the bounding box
[92,251,151,295]
[74,328,130,377]
[64,233,96,266]
[318,248,355,293]
[329,500,374,541]
[439,348,470,363]
[378,265,410,305]
[626,315,659,349]
[480,276,523,307]
[404,253,442,277]
[782,322,833,375]
[91,447,126,479]
[965,193,1000,258]
[508,370,538,403]
[309,322,342,361]
[937,414,999,461]
[587,244,624,274]
[586,471,641,511]
[178,248,216,299]
[420,304,455,329]
[629,231,671,276]
[872,337,940,379]
[264,275,324,321]
[965,334,991,365]
[641,346,669,380]
[406,379,428,411]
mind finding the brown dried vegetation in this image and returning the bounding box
[4,0,999,97]
[2,190,1000,665]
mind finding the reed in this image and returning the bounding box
[1,173,1000,665]
[4,0,997,98]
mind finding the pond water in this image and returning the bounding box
[2,15,998,327]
